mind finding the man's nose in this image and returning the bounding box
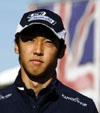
[33,41,43,56]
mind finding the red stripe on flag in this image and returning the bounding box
[57,3,67,80]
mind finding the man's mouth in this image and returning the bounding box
[30,59,44,65]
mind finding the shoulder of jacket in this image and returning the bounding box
[0,83,15,94]
[57,80,94,104]
[56,81,98,112]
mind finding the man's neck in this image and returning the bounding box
[21,70,54,96]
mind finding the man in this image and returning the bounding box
[0,9,98,113]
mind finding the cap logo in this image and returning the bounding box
[28,11,46,17]
[27,11,57,25]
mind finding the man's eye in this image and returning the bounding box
[45,40,53,44]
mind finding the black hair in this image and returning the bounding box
[15,33,20,46]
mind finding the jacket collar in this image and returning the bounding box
[14,69,59,94]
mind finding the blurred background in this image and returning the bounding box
[0,0,100,112]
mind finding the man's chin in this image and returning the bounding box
[26,71,54,84]
[25,71,47,82]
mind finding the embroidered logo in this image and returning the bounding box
[27,11,57,25]
[62,93,87,107]
[0,93,12,100]
[17,87,24,91]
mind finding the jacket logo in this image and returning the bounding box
[17,87,24,91]
[0,93,12,100]
[62,93,87,107]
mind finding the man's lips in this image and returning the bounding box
[30,59,44,65]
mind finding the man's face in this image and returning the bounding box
[15,28,60,78]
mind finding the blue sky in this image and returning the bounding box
[0,0,34,72]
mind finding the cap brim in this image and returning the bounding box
[15,22,66,40]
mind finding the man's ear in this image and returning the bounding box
[58,44,66,59]
[14,43,19,54]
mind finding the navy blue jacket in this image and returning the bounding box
[0,71,98,113]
